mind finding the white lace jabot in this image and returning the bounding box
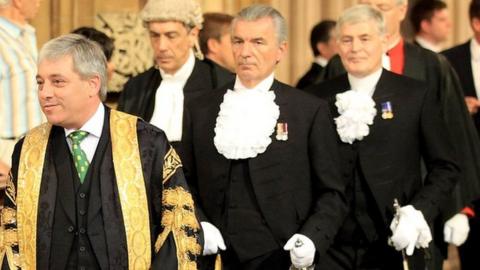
[214,74,279,159]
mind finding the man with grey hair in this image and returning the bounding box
[317,0,480,269]
[118,0,233,157]
[309,5,458,269]
[0,33,202,270]
[181,4,347,270]
[0,0,44,187]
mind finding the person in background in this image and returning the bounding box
[199,12,236,79]
[296,20,337,89]
[118,0,233,156]
[410,0,452,53]
[442,1,480,269]
[0,33,201,270]
[0,0,44,183]
[309,5,459,269]
[182,4,347,270]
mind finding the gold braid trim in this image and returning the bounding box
[163,147,182,184]
[110,110,151,270]
[154,187,201,270]
[16,123,52,269]
[5,172,16,206]
[1,207,16,225]
[0,227,20,270]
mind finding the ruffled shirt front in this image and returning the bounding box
[214,74,280,159]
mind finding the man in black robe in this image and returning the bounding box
[0,34,201,270]
[117,0,234,156]
[312,1,480,268]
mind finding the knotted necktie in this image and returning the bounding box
[68,131,89,184]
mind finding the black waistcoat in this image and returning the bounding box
[223,159,278,262]
[336,145,386,245]
[49,125,109,270]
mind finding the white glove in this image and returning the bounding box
[444,213,470,246]
[201,222,226,255]
[389,205,432,255]
[283,234,316,269]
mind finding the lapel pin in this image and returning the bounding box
[381,101,394,120]
[276,122,288,141]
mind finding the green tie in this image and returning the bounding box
[68,131,89,184]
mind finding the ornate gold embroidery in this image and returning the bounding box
[1,207,16,225]
[5,172,16,206]
[110,110,151,270]
[155,187,201,270]
[163,148,182,184]
[2,229,18,247]
[16,123,51,270]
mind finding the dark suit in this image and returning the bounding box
[2,107,199,270]
[181,80,347,269]
[442,40,480,270]
[319,42,480,268]
[309,70,459,269]
[296,63,324,89]
[442,40,480,135]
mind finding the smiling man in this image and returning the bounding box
[309,5,458,269]
[0,34,201,270]
[118,0,233,156]
[181,4,347,270]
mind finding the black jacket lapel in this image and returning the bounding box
[52,126,77,225]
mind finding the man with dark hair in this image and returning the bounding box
[296,20,337,89]
[410,0,451,52]
[442,1,480,269]
[199,12,236,75]
[182,4,346,270]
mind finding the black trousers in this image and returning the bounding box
[320,240,426,270]
[199,248,291,270]
[458,216,480,270]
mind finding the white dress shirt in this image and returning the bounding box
[470,38,480,98]
[314,56,328,68]
[149,50,195,142]
[348,68,383,97]
[64,104,105,163]
[415,36,442,53]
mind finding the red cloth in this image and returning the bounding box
[461,206,475,218]
[387,39,405,75]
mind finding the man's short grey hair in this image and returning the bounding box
[233,4,288,44]
[38,34,108,101]
[336,4,386,38]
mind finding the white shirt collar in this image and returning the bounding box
[471,38,480,62]
[64,104,105,139]
[348,68,383,97]
[233,73,275,93]
[314,56,328,67]
[415,36,442,53]
[159,50,195,81]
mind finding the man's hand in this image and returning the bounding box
[464,96,480,115]
[389,205,432,255]
[200,222,226,255]
[444,213,470,246]
[283,234,316,269]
